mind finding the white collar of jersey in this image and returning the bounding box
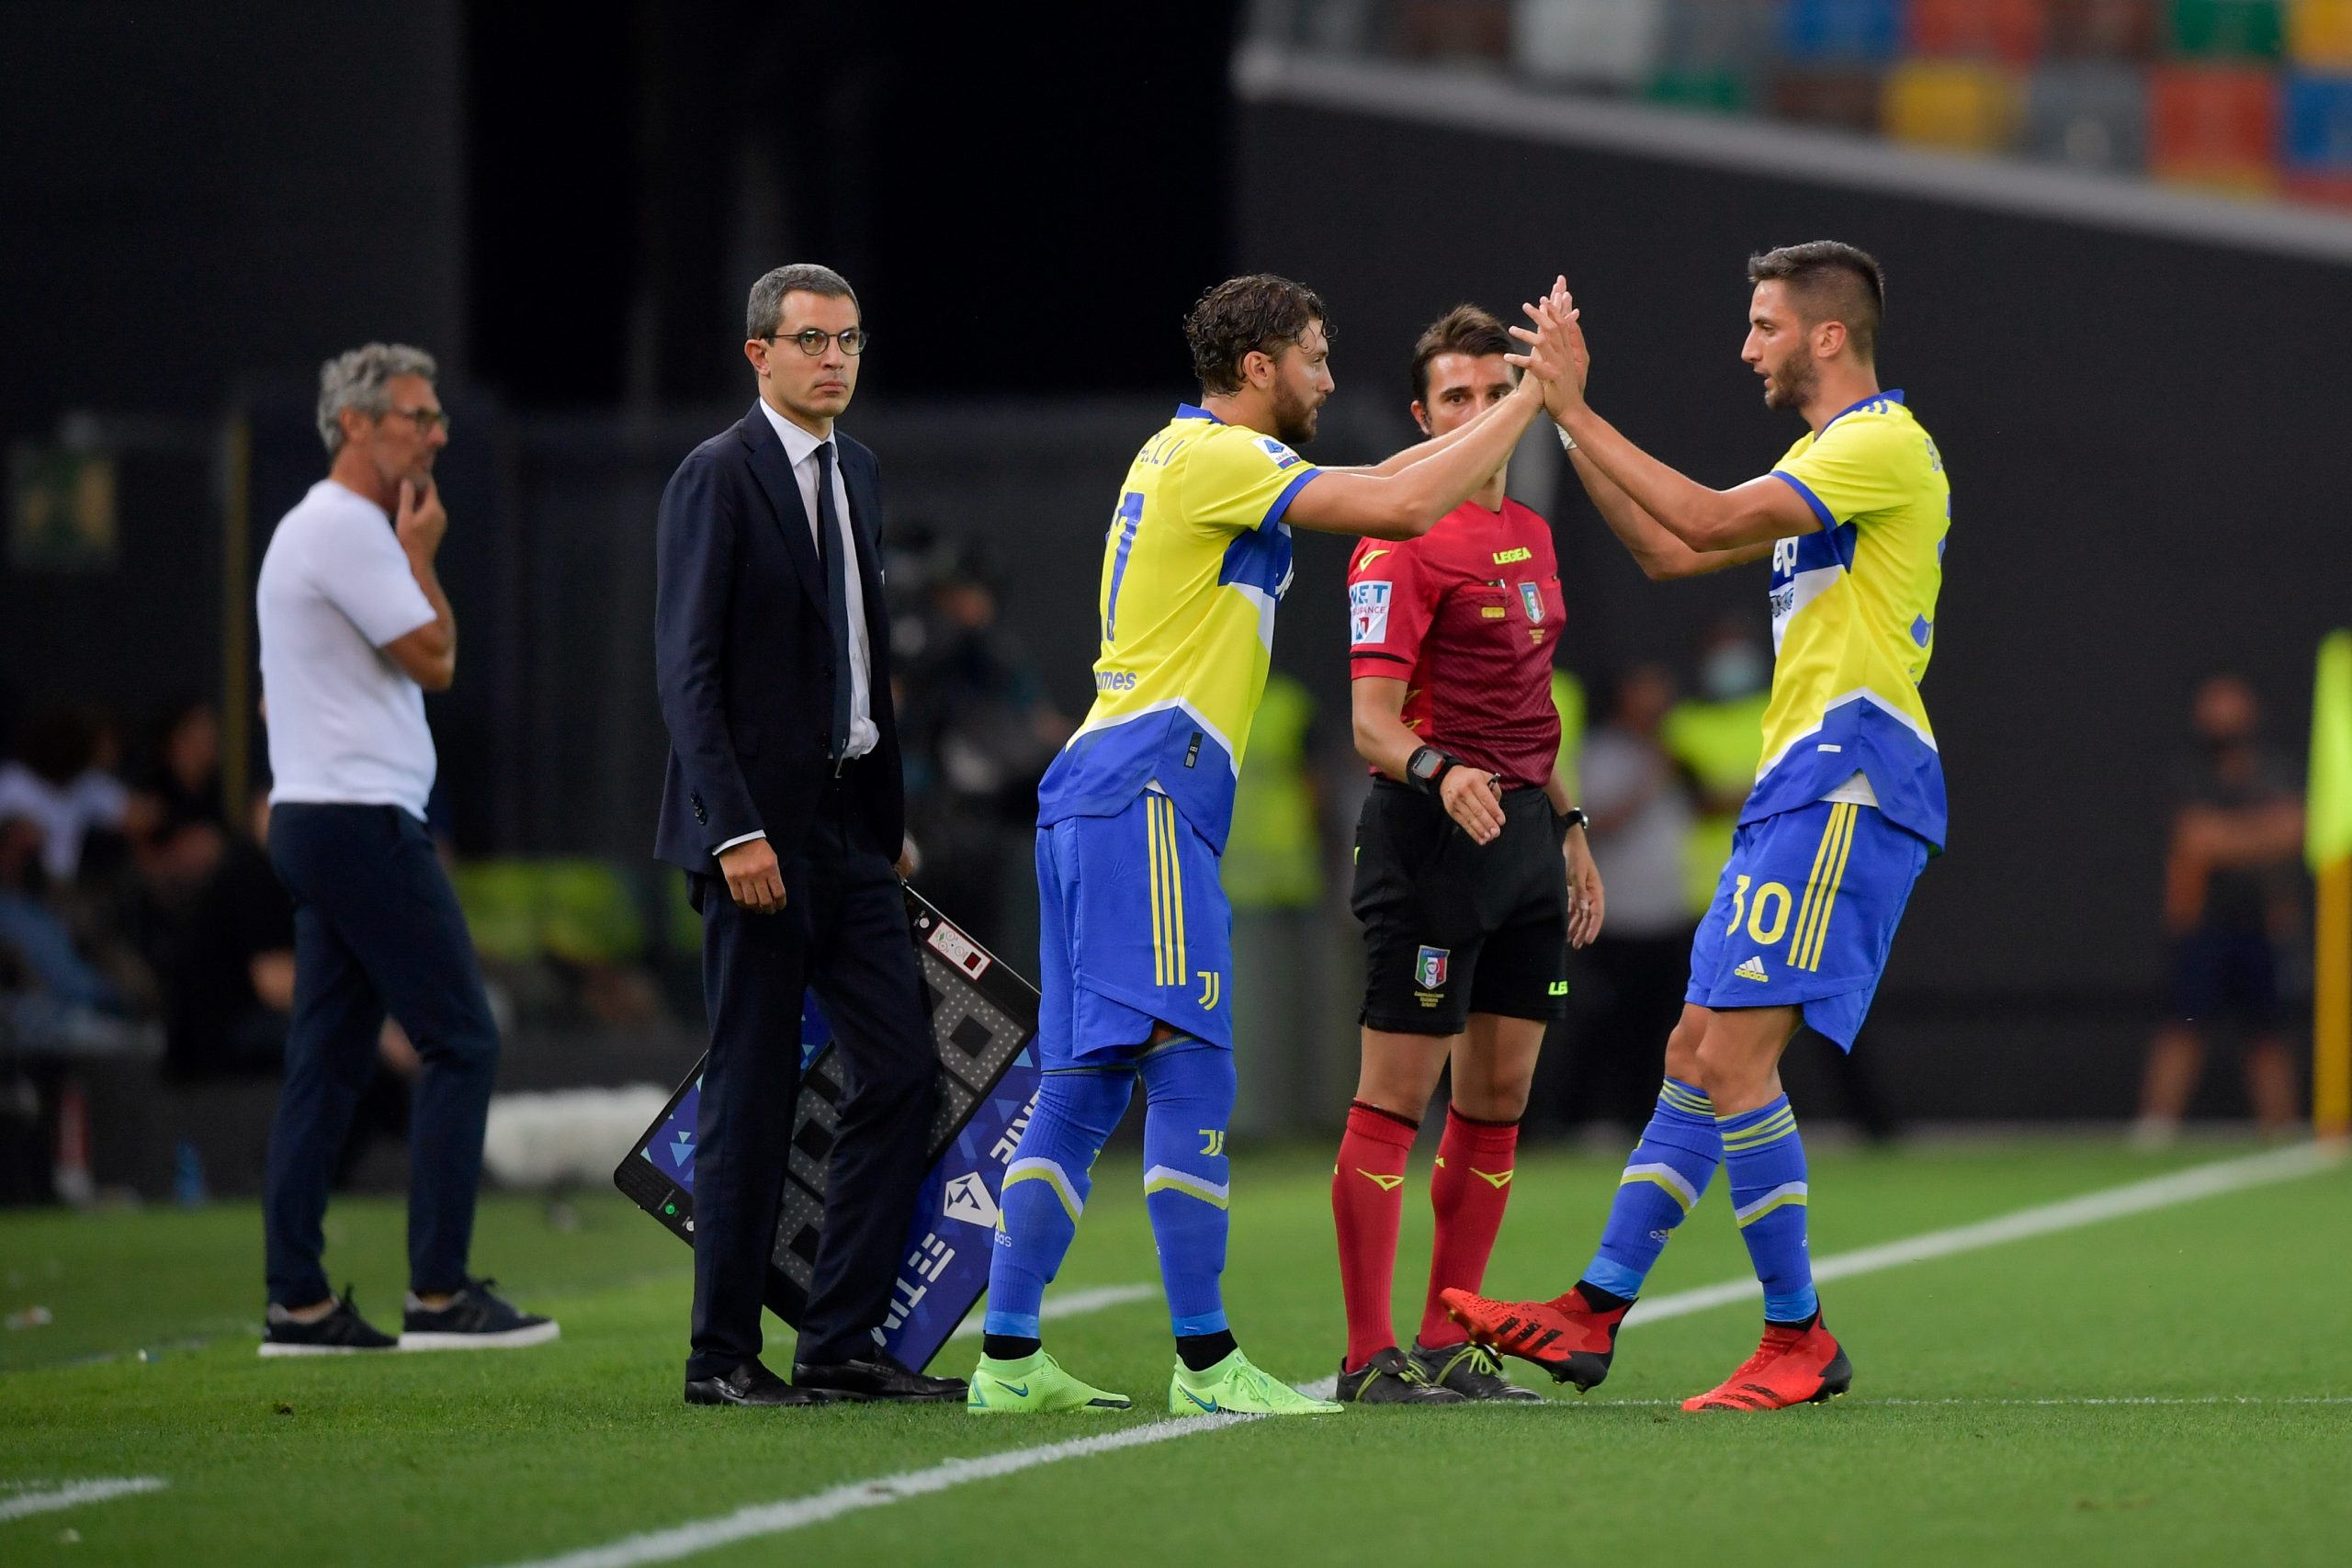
[757,398,835,469]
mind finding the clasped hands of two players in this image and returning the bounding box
[1510,276,1591,421]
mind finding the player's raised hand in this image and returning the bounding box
[1505,296,1570,387]
[1548,275,1590,398]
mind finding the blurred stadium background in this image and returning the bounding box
[2,0,2346,1209]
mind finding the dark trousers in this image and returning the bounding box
[263,805,500,1306]
[687,769,937,1380]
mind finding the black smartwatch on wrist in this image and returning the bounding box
[1555,806,1590,841]
[1405,745,1460,798]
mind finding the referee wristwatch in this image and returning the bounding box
[1404,745,1463,798]
[1555,806,1591,842]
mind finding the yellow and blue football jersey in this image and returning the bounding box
[1036,404,1324,853]
[1753,390,1950,850]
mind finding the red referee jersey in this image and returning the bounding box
[1346,496,1564,789]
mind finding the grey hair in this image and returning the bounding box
[316,343,438,455]
[746,264,859,340]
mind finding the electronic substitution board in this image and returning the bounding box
[614,886,1041,1371]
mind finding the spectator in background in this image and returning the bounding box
[0,813,143,1054]
[0,706,130,886]
[899,536,1070,945]
[1661,615,1772,918]
[1562,664,1698,1134]
[2135,674,2304,1145]
[1222,669,1328,1136]
[130,696,228,893]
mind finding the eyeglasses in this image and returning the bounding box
[765,326,869,357]
[386,405,451,436]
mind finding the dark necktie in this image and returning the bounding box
[813,442,854,761]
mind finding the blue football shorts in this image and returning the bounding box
[1686,798,1929,1051]
[1035,789,1235,1067]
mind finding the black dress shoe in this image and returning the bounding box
[684,1359,834,1407]
[791,1356,967,1403]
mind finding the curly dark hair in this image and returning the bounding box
[1408,304,1514,404]
[1747,241,1885,360]
[1183,274,1329,396]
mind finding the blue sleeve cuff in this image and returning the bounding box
[1772,470,1836,532]
[1262,467,1322,530]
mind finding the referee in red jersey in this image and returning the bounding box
[1330,306,1604,1404]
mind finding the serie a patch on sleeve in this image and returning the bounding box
[1349,580,1392,645]
[1253,434,1303,469]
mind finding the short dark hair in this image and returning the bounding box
[1408,304,1514,404]
[1184,274,1329,396]
[1747,241,1885,360]
[747,263,858,340]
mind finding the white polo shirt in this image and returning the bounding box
[255,479,439,818]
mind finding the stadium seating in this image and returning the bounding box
[1351,0,2352,211]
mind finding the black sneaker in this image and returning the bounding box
[1411,1337,1543,1403]
[259,1288,398,1357]
[1334,1347,1468,1404]
[399,1277,560,1351]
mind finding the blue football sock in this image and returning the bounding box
[1719,1094,1816,1324]
[1138,1035,1236,1337]
[982,1065,1135,1340]
[1585,1077,1722,1301]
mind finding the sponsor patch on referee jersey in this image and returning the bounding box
[1349,580,1392,645]
[1253,434,1303,469]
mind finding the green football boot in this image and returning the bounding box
[967,1350,1132,1414]
[1169,1349,1343,1416]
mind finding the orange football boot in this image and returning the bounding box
[1438,1285,1628,1392]
[1681,1316,1852,1411]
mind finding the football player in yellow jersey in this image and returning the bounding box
[1447,243,1950,1412]
[970,275,1576,1417]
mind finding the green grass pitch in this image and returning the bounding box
[5,1139,2348,1565]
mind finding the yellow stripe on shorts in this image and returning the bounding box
[1788,803,1845,971]
[1798,804,1859,972]
[1147,796,1169,987]
[1161,796,1187,986]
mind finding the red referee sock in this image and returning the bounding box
[1418,1107,1521,1349]
[1332,1100,1419,1372]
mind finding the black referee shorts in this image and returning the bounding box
[1350,779,1568,1036]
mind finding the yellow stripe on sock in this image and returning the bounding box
[1658,1082,1712,1116]
[1802,802,1860,972]
[1721,1110,1798,1152]
[1734,1190,1809,1229]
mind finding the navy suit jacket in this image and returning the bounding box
[652,403,905,874]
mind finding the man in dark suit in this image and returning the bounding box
[653,263,963,1408]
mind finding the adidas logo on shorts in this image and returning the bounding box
[1735,954,1770,983]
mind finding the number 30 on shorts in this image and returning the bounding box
[1725,874,1792,947]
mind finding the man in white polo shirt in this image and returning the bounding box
[253,343,555,1356]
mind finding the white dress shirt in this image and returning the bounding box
[718,401,879,856]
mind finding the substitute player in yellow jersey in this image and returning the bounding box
[1446,243,1948,1411]
[971,274,1574,1417]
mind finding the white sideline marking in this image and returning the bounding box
[1626,1140,2345,1328]
[944,1282,1156,1341]
[489,1143,2342,1568]
[0,1478,168,1524]
[492,1411,1261,1568]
